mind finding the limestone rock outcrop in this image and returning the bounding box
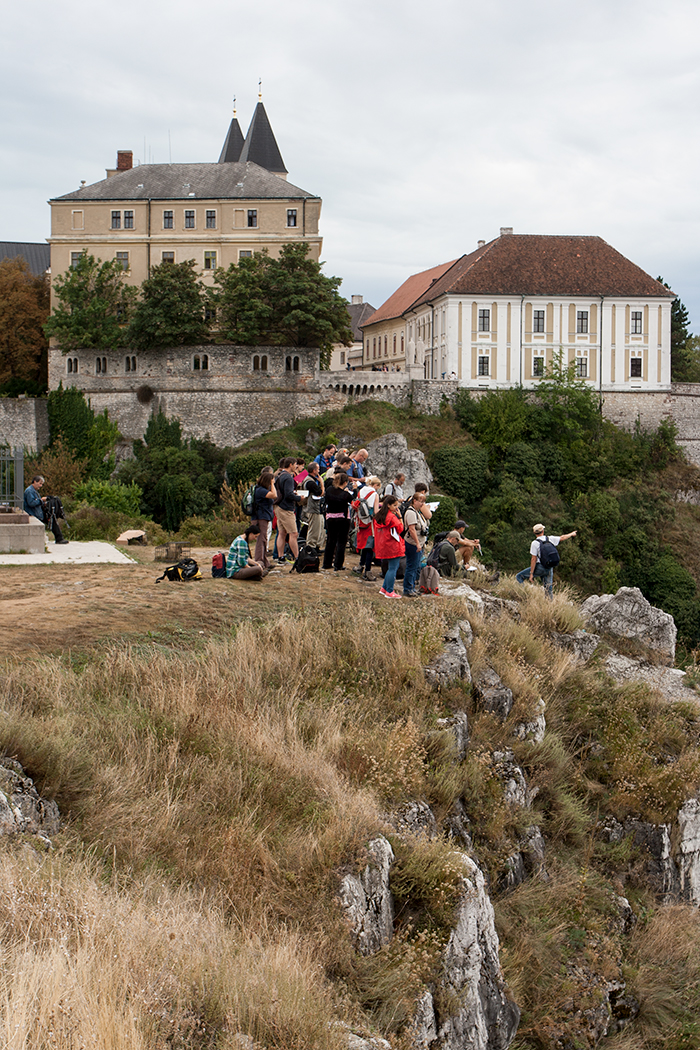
[0,758,60,845]
[365,433,432,493]
[424,623,471,689]
[338,837,395,955]
[580,587,677,664]
[473,667,514,721]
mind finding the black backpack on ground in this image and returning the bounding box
[290,544,320,574]
[156,558,202,582]
[537,537,560,570]
[427,540,446,570]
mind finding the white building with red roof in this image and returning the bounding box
[361,229,675,391]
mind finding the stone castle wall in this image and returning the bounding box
[7,342,700,464]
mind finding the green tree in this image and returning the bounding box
[127,260,211,350]
[213,243,352,367]
[47,384,120,479]
[44,254,137,351]
[0,257,49,393]
[658,276,693,381]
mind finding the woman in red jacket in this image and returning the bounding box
[373,495,405,598]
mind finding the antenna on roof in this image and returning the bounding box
[168,130,172,165]
[258,78,262,101]
[233,94,237,117]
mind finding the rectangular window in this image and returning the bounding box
[577,310,589,333]
[575,357,588,378]
[239,250,252,259]
[204,306,217,322]
[184,210,195,229]
[123,210,134,229]
[478,309,490,332]
[111,211,121,229]
[631,310,643,334]
[163,210,174,229]
[161,251,175,263]
[70,252,83,269]
[247,209,257,228]
[533,357,545,377]
[340,351,345,365]
[116,251,129,270]
[71,210,84,230]
[478,356,490,376]
[206,210,216,229]
[287,209,297,227]
[630,358,642,378]
[533,310,545,333]
[204,251,217,270]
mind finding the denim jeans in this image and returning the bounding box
[516,563,553,598]
[383,557,400,593]
[403,542,422,594]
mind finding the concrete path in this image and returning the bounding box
[0,540,136,566]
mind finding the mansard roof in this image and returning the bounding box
[410,235,674,306]
[362,259,458,327]
[239,102,287,176]
[218,116,245,163]
[0,241,50,275]
[52,161,316,202]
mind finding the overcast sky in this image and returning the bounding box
[2,0,699,327]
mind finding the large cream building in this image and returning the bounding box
[48,101,322,299]
[362,231,676,391]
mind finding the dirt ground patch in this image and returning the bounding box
[0,546,385,657]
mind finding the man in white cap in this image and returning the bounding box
[516,523,577,598]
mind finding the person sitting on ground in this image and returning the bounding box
[250,470,277,570]
[438,531,462,577]
[373,495,405,598]
[516,523,578,598]
[227,524,265,580]
[323,471,354,571]
[23,475,68,544]
[274,457,302,564]
[454,519,482,566]
[383,473,405,500]
[352,475,382,581]
[304,461,325,550]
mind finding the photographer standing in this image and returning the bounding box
[23,475,69,545]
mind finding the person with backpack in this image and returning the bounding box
[383,473,405,500]
[352,475,382,581]
[250,470,277,570]
[304,462,325,550]
[402,491,429,597]
[437,531,462,577]
[516,523,578,598]
[314,445,336,472]
[227,524,266,580]
[274,457,303,564]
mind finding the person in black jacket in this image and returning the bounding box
[323,472,354,571]
[275,457,303,563]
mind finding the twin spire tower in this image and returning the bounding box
[218,93,288,180]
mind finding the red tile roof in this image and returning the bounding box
[361,259,458,327]
[411,235,675,305]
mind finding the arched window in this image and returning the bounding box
[201,354,209,370]
[95,357,107,375]
[67,359,73,374]
[393,334,397,355]
[293,356,300,372]
[342,384,347,393]
[286,356,292,372]
[193,356,200,370]
[401,334,404,355]
[253,355,260,371]
[261,355,268,370]
[384,336,388,356]
[125,355,137,373]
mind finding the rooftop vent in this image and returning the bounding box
[351,295,364,304]
[500,227,513,236]
[477,239,485,248]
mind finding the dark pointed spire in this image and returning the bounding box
[239,101,288,178]
[218,97,244,163]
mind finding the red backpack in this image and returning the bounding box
[212,552,226,578]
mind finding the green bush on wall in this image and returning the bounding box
[226,452,277,487]
[74,479,143,516]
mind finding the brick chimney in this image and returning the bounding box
[117,150,133,171]
[351,295,364,304]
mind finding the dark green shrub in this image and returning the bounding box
[428,496,457,538]
[74,479,142,516]
[430,446,488,504]
[226,452,275,487]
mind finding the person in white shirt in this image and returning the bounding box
[516,522,577,598]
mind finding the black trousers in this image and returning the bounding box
[323,517,350,569]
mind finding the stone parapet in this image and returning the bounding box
[0,519,45,554]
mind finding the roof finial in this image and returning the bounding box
[258,78,262,101]
[232,94,237,117]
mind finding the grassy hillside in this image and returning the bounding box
[3,576,700,1048]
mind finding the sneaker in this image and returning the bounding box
[363,572,377,581]
[56,540,69,545]
[351,566,364,575]
[379,588,402,599]
[403,590,418,597]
